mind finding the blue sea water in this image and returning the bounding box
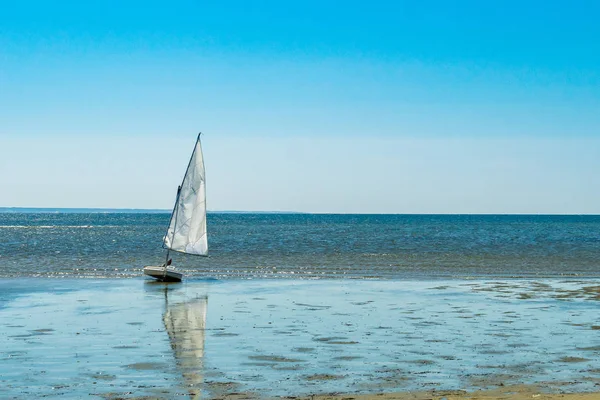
[0,212,599,279]
[2,212,600,397]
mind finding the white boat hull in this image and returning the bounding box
[143,266,183,282]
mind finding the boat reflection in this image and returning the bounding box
[165,293,207,398]
[145,282,207,399]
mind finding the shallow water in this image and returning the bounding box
[1,213,599,279]
[1,278,599,398]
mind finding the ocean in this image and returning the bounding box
[3,211,600,397]
[1,212,599,279]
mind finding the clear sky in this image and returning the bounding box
[1,1,599,213]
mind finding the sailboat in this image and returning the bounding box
[143,133,208,282]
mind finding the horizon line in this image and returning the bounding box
[0,207,598,216]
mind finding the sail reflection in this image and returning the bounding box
[163,288,208,399]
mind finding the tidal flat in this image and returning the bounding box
[1,278,599,399]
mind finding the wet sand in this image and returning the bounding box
[293,386,600,400]
[1,278,600,399]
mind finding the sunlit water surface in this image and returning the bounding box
[1,278,599,398]
[1,213,599,279]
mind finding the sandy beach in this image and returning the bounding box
[2,278,599,399]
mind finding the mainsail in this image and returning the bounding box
[163,134,208,256]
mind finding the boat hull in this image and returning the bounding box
[143,266,183,282]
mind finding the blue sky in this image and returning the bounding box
[1,1,599,213]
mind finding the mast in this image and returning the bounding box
[163,185,182,276]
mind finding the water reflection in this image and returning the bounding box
[145,282,208,399]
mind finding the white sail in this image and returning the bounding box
[163,135,208,256]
